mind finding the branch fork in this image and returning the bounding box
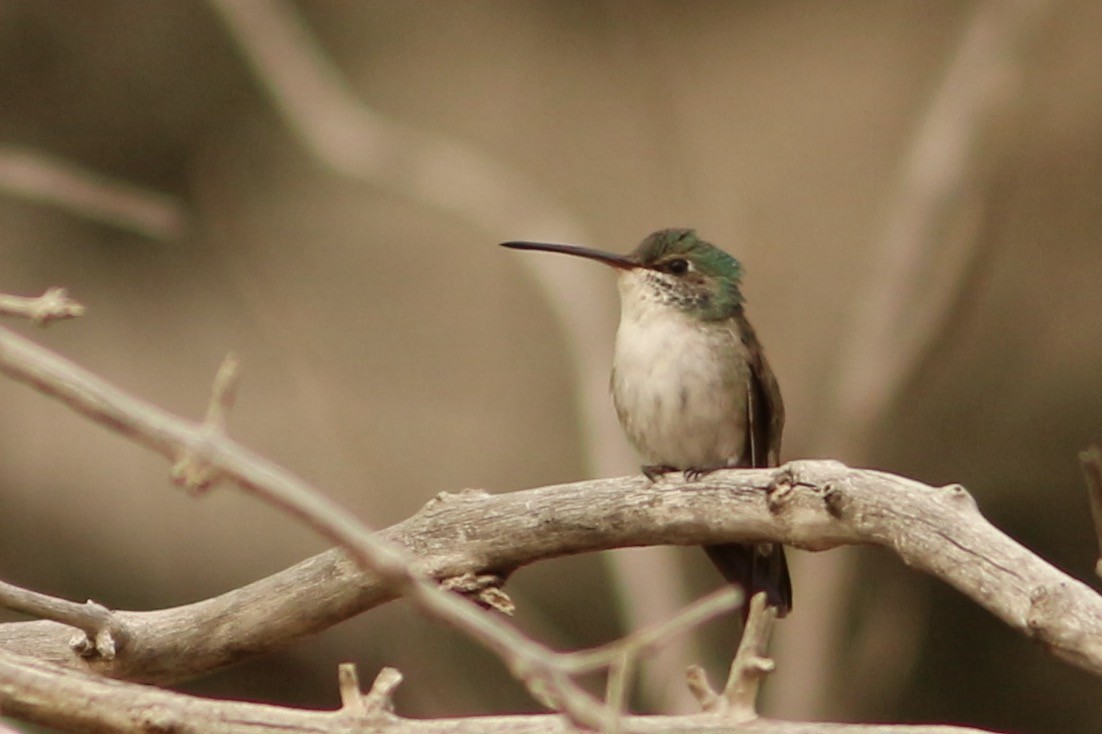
[687,593,778,722]
[0,580,126,660]
[338,663,401,721]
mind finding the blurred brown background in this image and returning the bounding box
[1,1,1100,732]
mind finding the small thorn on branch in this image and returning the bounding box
[0,287,86,325]
[942,482,977,510]
[363,666,403,715]
[171,354,240,494]
[686,664,720,711]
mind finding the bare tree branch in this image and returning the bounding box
[6,454,1096,680]
[0,318,1098,684]
[0,314,1098,732]
[0,146,186,240]
[0,649,1004,734]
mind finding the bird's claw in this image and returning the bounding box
[642,464,676,482]
[644,464,724,482]
[683,464,725,482]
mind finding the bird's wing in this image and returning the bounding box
[733,309,785,468]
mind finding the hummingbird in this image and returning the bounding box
[501,227,791,617]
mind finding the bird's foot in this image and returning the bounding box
[683,463,730,482]
[644,463,734,482]
[642,464,677,482]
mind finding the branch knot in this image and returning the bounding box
[441,572,515,615]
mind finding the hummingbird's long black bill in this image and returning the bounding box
[500,240,636,270]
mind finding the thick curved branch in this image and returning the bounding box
[1,458,1099,683]
[0,650,1002,734]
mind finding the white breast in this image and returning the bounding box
[610,270,750,468]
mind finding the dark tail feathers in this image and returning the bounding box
[703,542,792,619]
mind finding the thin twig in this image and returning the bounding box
[0,288,85,325]
[604,652,631,733]
[0,580,124,660]
[686,665,719,712]
[0,146,186,240]
[562,587,741,675]
[573,588,740,730]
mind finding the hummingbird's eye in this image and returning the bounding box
[664,258,691,275]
